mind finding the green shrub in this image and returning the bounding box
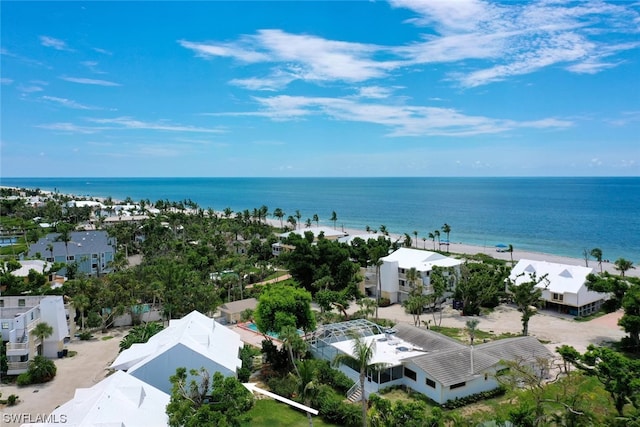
[16,372,32,386]
[7,394,18,406]
[378,297,391,307]
[315,360,354,394]
[266,374,298,398]
[87,312,102,328]
[26,355,57,384]
[317,389,360,427]
[78,331,93,340]
[441,386,506,409]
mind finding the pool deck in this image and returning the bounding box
[230,323,282,348]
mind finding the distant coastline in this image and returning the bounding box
[2,176,639,263]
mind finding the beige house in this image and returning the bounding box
[219,298,258,324]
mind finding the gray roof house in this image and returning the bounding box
[28,230,116,277]
[310,319,552,405]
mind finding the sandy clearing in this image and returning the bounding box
[0,329,126,427]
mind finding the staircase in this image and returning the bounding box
[346,383,362,403]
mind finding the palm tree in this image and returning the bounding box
[442,223,451,252]
[273,208,285,228]
[55,223,74,261]
[403,233,412,248]
[287,215,297,230]
[305,218,312,228]
[223,207,233,219]
[280,325,305,378]
[428,232,435,250]
[508,244,514,266]
[614,258,635,277]
[422,237,427,249]
[465,319,479,345]
[379,225,388,236]
[31,322,53,355]
[295,210,302,230]
[330,211,338,229]
[591,248,603,273]
[46,243,54,261]
[413,231,418,248]
[72,294,90,330]
[333,333,387,427]
[434,230,441,251]
[312,214,319,227]
[296,360,319,427]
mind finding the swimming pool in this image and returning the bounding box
[244,322,280,339]
[242,322,303,340]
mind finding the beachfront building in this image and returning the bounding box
[28,230,116,277]
[272,226,348,256]
[1,295,70,375]
[508,259,607,316]
[25,370,170,427]
[110,310,243,394]
[372,248,462,303]
[310,319,552,404]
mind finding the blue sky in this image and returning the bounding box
[1,0,639,177]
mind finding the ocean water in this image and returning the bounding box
[1,177,639,262]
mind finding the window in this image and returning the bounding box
[46,257,54,262]
[0,300,4,308]
[67,255,75,261]
[552,293,564,302]
[18,299,26,307]
[92,253,98,259]
[1,322,9,329]
[425,378,436,388]
[404,367,417,381]
[399,268,405,274]
[450,382,466,389]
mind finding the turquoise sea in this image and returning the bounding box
[1,177,639,262]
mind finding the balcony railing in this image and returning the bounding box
[6,342,28,351]
[7,361,29,372]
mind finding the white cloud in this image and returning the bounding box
[1,78,14,85]
[180,29,406,86]
[81,61,107,74]
[86,117,225,133]
[214,95,572,137]
[37,122,102,134]
[355,86,395,99]
[60,76,121,86]
[39,35,73,51]
[181,2,639,90]
[41,95,96,110]
[393,0,640,87]
[92,47,112,55]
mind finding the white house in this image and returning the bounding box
[378,248,463,303]
[110,310,243,394]
[1,295,70,374]
[9,260,50,278]
[22,371,170,427]
[310,319,552,405]
[508,259,607,316]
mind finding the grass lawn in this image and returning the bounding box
[243,399,339,427]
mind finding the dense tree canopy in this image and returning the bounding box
[254,284,316,334]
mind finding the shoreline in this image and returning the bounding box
[2,185,638,277]
[271,221,639,278]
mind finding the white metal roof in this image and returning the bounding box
[111,311,242,374]
[11,260,49,277]
[382,247,462,271]
[509,259,594,294]
[23,371,170,427]
[331,333,427,366]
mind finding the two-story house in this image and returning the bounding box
[378,248,463,303]
[1,295,70,375]
[28,230,116,277]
